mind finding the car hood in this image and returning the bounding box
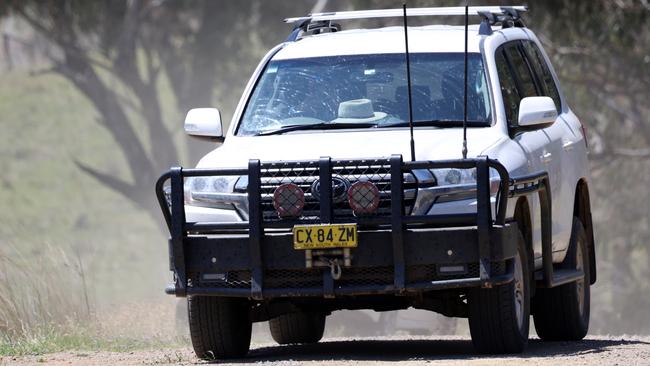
[196,128,507,168]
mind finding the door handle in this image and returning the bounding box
[563,139,576,151]
[540,152,552,164]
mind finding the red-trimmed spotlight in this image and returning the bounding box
[348,181,380,215]
[273,183,304,218]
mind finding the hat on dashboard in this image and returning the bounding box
[332,99,387,123]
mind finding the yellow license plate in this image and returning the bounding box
[293,224,358,250]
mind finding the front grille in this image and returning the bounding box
[259,159,417,222]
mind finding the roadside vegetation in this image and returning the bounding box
[0,246,86,353]
[0,246,154,356]
[0,244,183,356]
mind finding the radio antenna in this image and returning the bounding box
[402,3,416,162]
[462,1,469,159]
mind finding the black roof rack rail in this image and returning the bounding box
[478,7,527,36]
[283,6,528,41]
[285,19,341,42]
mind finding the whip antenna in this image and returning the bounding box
[402,3,416,162]
[462,1,469,159]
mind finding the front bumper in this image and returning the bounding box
[166,223,518,298]
[156,155,551,300]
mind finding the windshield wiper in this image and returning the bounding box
[380,120,490,128]
[256,122,378,136]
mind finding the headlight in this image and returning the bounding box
[184,176,243,209]
[186,176,236,194]
[430,168,500,191]
[412,168,501,215]
[432,168,478,186]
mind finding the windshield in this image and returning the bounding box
[237,53,491,136]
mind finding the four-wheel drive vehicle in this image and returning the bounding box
[156,6,596,359]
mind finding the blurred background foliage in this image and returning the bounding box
[0,0,648,347]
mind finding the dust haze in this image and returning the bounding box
[0,0,648,354]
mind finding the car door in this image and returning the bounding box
[521,40,575,253]
[495,43,549,262]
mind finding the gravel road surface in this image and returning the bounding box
[5,336,650,366]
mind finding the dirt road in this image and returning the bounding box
[5,336,650,366]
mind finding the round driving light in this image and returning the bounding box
[348,181,380,215]
[273,183,304,218]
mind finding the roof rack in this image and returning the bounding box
[477,7,527,35]
[284,5,528,41]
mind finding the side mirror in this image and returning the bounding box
[184,108,224,142]
[517,96,558,130]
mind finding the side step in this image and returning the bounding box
[535,269,584,288]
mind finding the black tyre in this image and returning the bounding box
[468,231,530,354]
[533,217,590,341]
[269,311,326,345]
[187,296,251,360]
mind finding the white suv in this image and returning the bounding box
[157,6,596,359]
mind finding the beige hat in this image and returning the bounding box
[332,99,387,123]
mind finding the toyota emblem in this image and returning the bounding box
[311,176,351,203]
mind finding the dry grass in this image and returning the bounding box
[0,246,116,355]
[0,245,188,356]
[0,246,90,339]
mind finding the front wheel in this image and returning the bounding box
[532,217,590,341]
[468,232,530,354]
[187,296,251,360]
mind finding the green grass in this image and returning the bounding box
[0,327,185,356]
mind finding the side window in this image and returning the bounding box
[504,43,538,98]
[522,41,562,112]
[495,49,521,125]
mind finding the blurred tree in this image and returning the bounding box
[0,0,313,220]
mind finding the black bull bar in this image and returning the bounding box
[155,155,552,300]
